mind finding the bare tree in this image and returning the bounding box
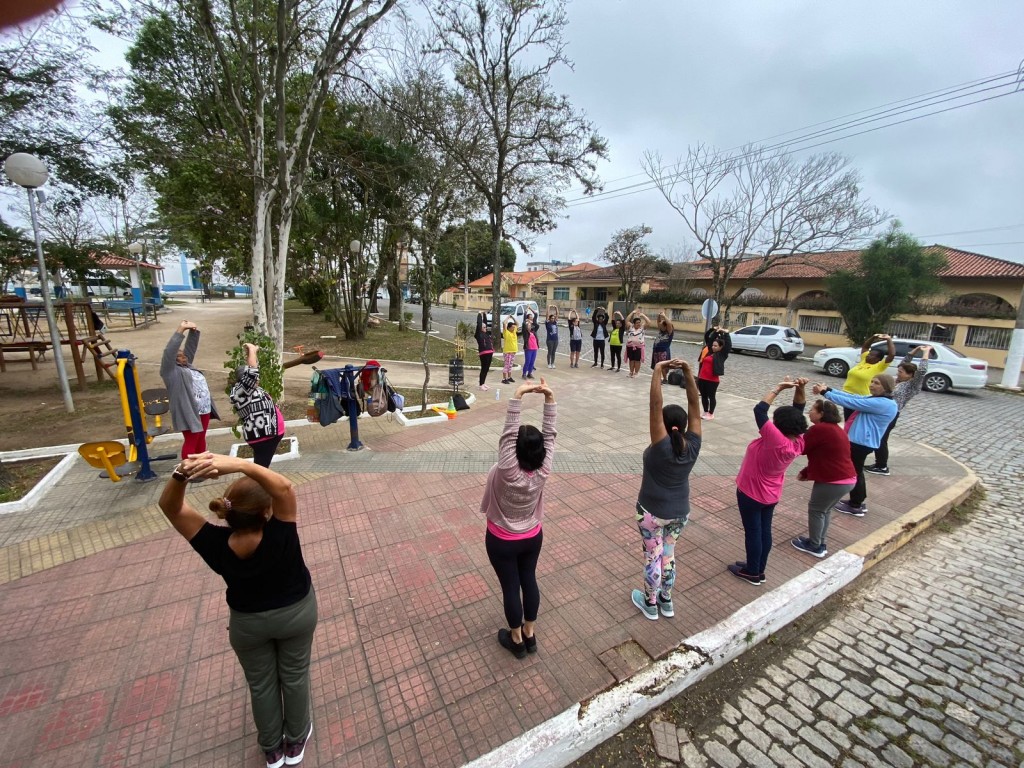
[642,143,886,316]
[185,0,399,351]
[602,224,670,305]
[425,0,607,327]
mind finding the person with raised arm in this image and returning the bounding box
[728,378,809,585]
[697,326,732,420]
[650,313,675,382]
[567,309,583,368]
[158,453,317,768]
[624,308,650,378]
[841,333,896,418]
[522,311,540,380]
[544,306,560,369]
[230,342,285,468]
[866,345,931,476]
[475,311,494,391]
[590,306,609,368]
[161,320,220,460]
[607,311,626,372]
[480,379,557,658]
[630,359,702,620]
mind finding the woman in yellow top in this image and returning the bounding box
[842,333,895,418]
[501,320,520,384]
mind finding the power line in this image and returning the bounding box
[566,70,1023,207]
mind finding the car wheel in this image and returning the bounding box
[824,359,849,378]
[766,345,782,360]
[923,372,951,393]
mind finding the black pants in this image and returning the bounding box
[592,339,605,365]
[609,345,622,370]
[698,378,719,413]
[849,442,873,506]
[873,413,899,468]
[485,528,543,629]
[479,352,493,385]
[250,434,284,468]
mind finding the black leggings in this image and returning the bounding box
[849,442,873,506]
[592,339,605,365]
[485,528,543,629]
[609,345,622,369]
[479,352,493,385]
[697,378,719,413]
[250,434,284,468]
[873,413,899,468]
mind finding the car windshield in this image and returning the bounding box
[785,329,801,339]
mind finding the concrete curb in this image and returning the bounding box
[463,465,980,768]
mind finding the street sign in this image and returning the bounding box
[701,298,719,320]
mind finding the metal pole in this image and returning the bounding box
[27,189,74,413]
[998,283,1024,389]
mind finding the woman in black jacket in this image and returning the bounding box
[590,308,609,368]
[476,312,494,391]
[697,327,731,420]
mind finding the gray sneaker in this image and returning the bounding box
[791,536,827,558]
[631,589,658,620]
[657,593,675,617]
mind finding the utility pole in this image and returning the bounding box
[463,224,469,312]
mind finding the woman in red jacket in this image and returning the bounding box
[791,399,857,558]
[697,327,731,420]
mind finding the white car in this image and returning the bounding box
[485,300,540,334]
[729,324,805,360]
[811,339,988,393]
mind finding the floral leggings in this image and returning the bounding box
[636,504,686,602]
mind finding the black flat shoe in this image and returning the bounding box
[498,628,526,659]
[523,632,537,654]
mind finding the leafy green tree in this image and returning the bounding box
[433,220,515,296]
[0,218,33,291]
[602,224,671,305]
[826,224,948,344]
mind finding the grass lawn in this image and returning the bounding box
[283,301,460,365]
[0,457,62,503]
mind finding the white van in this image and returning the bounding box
[486,300,540,335]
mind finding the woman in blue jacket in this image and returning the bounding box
[812,376,897,517]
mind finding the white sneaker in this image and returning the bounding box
[700,412,710,420]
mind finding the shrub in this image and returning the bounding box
[293,276,331,314]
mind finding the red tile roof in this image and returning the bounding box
[94,253,164,270]
[555,261,602,273]
[682,245,1024,281]
[555,265,620,281]
[467,270,554,288]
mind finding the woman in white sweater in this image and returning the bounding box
[479,378,557,658]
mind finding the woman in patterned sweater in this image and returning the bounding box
[479,378,557,658]
[230,343,285,468]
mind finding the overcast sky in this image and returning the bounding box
[526,0,1024,270]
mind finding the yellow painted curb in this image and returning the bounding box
[845,469,978,571]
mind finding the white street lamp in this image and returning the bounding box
[4,153,74,413]
[128,241,144,260]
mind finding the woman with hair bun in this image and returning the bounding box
[480,378,557,658]
[728,378,809,586]
[631,359,702,621]
[158,454,317,768]
[791,399,856,558]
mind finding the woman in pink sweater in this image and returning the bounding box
[480,378,557,659]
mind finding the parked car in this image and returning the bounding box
[485,300,540,334]
[407,293,422,304]
[729,324,805,360]
[811,339,988,393]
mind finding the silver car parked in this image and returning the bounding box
[729,324,805,360]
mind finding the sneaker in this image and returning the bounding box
[479,384,489,391]
[791,537,827,558]
[865,465,890,476]
[522,630,537,654]
[284,722,313,766]
[631,589,659,620]
[700,412,710,420]
[727,563,764,585]
[498,628,527,659]
[657,593,674,618]
[706,412,715,420]
[526,374,534,380]
[591,362,598,367]
[266,745,286,768]
[835,500,866,517]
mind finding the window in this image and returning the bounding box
[965,326,1012,350]
[734,326,759,335]
[595,288,608,301]
[888,321,929,339]
[553,287,569,301]
[798,315,843,335]
[758,326,777,336]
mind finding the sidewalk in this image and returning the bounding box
[0,363,974,767]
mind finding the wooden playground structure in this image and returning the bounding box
[0,296,122,385]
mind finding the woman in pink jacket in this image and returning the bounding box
[479,378,557,659]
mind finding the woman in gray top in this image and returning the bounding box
[631,358,702,621]
[161,320,220,459]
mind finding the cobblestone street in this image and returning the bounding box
[574,351,1024,768]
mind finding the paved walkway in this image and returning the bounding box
[0,347,976,767]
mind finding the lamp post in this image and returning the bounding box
[3,153,74,413]
[349,239,361,307]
